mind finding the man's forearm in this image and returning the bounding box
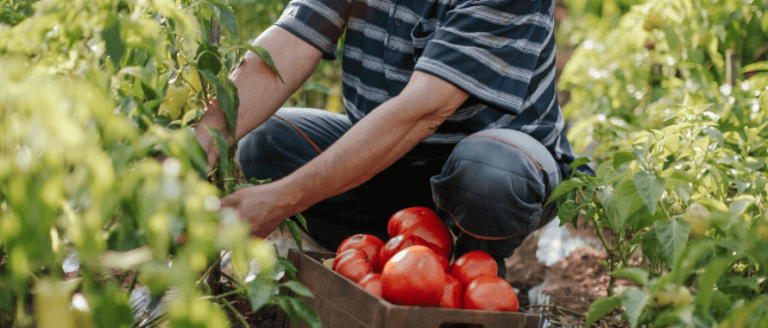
[226,26,322,144]
[277,71,470,214]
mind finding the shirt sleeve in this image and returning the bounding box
[413,0,553,114]
[274,0,351,60]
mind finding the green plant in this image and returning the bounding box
[0,0,321,327]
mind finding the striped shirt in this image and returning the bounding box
[275,0,582,177]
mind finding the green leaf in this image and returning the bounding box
[728,195,755,219]
[88,284,133,328]
[556,199,585,225]
[276,296,298,325]
[569,157,591,170]
[294,212,309,231]
[546,178,584,205]
[197,43,222,75]
[242,44,284,83]
[703,127,724,148]
[612,151,637,169]
[101,14,125,68]
[203,125,231,177]
[585,296,622,327]
[621,288,650,328]
[615,179,644,227]
[654,220,690,268]
[652,306,693,327]
[639,230,661,264]
[610,268,649,287]
[697,257,733,316]
[277,256,299,281]
[199,69,237,138]
[283,220,304,253]
[210,2,238,39]
[632,171,665,215]
[248,275,277,312]
[281,281,314,298]
[287,297,322,328]
[741,62,768,73]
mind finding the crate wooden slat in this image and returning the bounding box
[278,250,541,328]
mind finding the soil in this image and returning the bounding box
[504,216,630,328]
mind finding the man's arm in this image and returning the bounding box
[195,26,323,171]
[221,71,470,237]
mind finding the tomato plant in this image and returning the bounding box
[381,246,446,307]
[462,276,519,312]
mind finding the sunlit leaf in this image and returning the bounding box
[610,268,648,287]
[242,44,284,83]
[633,171,665,215]
[101,14,125,68]
[654,220,690,268]
[585,296,622,328]
[622,288,650,328]
[248,274,277,313]
[281,281,314,298]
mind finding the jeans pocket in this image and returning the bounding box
[410,19,436,61]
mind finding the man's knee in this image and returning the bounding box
[431,129,561,276]
[236,117,313,180]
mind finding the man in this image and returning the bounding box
[195,0,586,277]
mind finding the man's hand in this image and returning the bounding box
[219,181,295,238]
[194,98,234,172]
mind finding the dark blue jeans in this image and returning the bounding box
[236,108,562,277]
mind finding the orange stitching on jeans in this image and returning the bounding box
[434,201,526,241]
[274,114,323,154]
[466,134,543,173]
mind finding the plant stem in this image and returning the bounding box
[557,306,585,317]
[220,298,249,328]
[199,288,246,301]
[593,218,617,296]
[128,271,139,296]
[220,270,244,289]
[197,254,224,286]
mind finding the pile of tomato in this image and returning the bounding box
[331,207,519,312]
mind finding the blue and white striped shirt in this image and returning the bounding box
[275,0,581,177]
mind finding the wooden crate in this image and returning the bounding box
[277,249,541,328]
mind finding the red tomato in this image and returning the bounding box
[337,234,385,272]
[358,273,382,297]
[439,273,463,309]
[463,276,519,312]
[333,249,373,283]
[449,250,498,286]
[381,245,446,307]
[379,234,428,270]
[388,207,453,258]
[332,248,366,271]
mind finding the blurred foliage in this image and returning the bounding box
[552,0,768,326]
[0,0,319,327]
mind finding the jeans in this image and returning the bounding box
[236,108,562,277]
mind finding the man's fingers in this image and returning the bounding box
[219,192,240,209]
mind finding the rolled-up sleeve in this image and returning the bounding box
[414,0,552,114]
[275,0,351,60]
